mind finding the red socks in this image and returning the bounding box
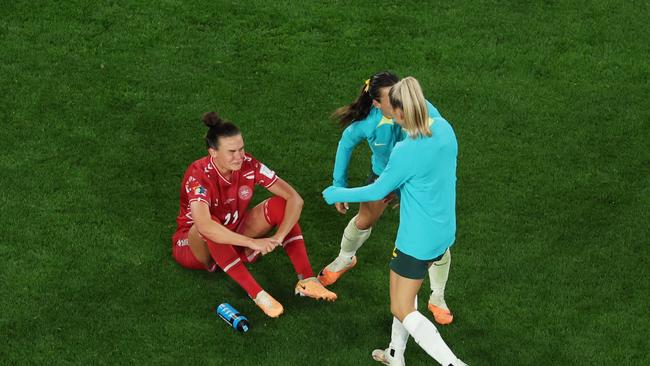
[264,197,314,279]
[206,240,263,299]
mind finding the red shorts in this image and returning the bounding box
[172,228,208,271]
[171,211,263,272]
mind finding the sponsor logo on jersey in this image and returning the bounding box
[373,142,387,146]
[238,185,252,200]
[224,198,236,205]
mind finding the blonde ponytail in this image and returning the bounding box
[389,77,430,138]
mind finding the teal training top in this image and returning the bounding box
[332,100,441,187]
[324,116,458,260]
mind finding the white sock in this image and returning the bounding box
[429,249,451,309]
[389,317,409,353]
[402,311,461,365]
[327,215,371,271]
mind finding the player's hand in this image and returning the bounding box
[250,238,281,255]
[383,192,400,210]
[335,202,349,214]
[269,233,286,245]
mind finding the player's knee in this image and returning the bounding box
[265,196,287,225]
[390,300,415,322]
[354,214,374,230]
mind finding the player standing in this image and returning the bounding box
[323,77,466,365]
[318,71,455,325]
[172,111,336,318]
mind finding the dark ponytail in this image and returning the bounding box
[202,111,240,149]
[331,71,399,128]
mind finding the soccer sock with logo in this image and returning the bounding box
[206,242,263,299]
[264,196,314,279]
[402,311,461,365]
[429,249,451,308]
[340,215,372,258]
[389,316,409,354]
[388,295,417,356]
[327,215,372,271]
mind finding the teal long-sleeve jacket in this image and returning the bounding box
[324,116,458,260]
[331,100,441,188]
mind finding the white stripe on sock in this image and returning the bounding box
[223,258,241,273]
[282,235,303,246]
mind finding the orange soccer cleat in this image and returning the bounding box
[317,256,357,286]
[427,303,454,325]
[295,278,338,301]
[253,290,284,318]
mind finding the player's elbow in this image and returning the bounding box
[291,193,304,209]
[192,213,215,237]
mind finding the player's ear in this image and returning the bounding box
[372,98,381,109]
[208,147,218,157]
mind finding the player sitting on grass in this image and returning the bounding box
[171,111,336,318]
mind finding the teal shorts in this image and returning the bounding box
[389,248,445,280]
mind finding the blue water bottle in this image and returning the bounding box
[216,303,250,333]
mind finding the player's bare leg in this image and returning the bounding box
[187,224,215,270]
[318,199,388,286]
[238,199,274,238]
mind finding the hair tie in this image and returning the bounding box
[363,79,370,93]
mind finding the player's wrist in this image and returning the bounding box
[234,235,255,249]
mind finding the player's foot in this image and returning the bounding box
[253,290,284,318]
[317,256,357,286]
[371,347,405,366]
[427,300,453,325]
[295,277,337,301]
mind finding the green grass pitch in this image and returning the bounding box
[1,1,648,364]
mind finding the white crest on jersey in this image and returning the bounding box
[238,185,252,200]
[259,163,275,179]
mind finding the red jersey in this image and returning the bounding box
[176,153,278,232]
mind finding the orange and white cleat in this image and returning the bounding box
[295,277,338,301]
[253,290,284,318]
[428,302,454,325]
[317,256,357,286]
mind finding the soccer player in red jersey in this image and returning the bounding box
[172,111,336,318]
